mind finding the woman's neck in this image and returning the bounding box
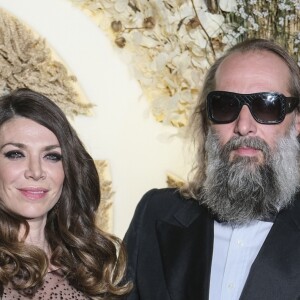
[20,216,50,255]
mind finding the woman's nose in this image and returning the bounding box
[24,158,46,180]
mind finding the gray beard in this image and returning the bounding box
[201,126,300,224]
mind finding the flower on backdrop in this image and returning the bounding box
[70,0,300,130]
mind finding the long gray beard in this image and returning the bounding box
[201,126,300,224]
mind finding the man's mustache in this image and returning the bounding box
[220,136,271,161]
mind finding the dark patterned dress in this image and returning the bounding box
[2,270,89,299]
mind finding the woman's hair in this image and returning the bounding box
[181,38,300,199]
[0,88,131,298]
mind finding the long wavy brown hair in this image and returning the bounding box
[0,88,132,298]
[181,38,300,200]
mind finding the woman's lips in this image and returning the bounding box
[18,188,48,200]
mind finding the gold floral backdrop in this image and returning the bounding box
[70,0,300,131]
[0,8,92,117]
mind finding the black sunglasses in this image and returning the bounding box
[207,91,299,124]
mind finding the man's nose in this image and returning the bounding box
[234,105,257,136]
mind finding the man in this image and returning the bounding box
[124,39,300,299]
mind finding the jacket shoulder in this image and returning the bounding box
[135,188,199,220]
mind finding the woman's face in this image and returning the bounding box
[0,117,65,222]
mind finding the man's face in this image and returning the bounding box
[212,50,300,163]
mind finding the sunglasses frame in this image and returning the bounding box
[207,91,299,125]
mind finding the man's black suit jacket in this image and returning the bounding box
[124,188,300,300]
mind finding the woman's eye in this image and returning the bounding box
[45,153,62,162]
[4,151,24,159]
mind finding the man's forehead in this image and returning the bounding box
[214,50,291,94]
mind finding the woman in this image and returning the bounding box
[0,88,131,299]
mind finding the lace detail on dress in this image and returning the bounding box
[2,270,89,299]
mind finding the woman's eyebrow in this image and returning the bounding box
[0,142,25,150]
[0,143,61,151]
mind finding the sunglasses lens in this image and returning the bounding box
[209,93,240,123]
[251,94,282,123]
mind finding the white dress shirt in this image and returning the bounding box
[209,220,273,300]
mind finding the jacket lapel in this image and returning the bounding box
[156,200,214,300]
[241,194,300,299]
